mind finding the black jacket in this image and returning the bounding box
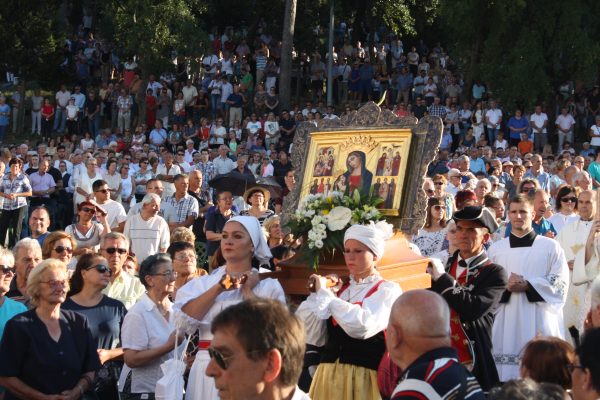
[430,250,508,391]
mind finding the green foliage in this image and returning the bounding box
[439,0,600,108]
[98,0,208,76]
[0,0,65,83]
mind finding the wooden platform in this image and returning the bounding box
[262,233,431,295]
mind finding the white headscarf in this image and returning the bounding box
[227,216,272,264]
[343,221,394,259]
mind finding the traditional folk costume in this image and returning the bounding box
[488,230,569,381]
[172,217,286,399]
[296,222,402,400]
[556,216,594,344]
[430,206,507,391]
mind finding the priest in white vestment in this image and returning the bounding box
[556,190,595,344]
[488,193,569,382]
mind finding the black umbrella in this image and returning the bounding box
[208,170,256,197]
[253,176,283,199]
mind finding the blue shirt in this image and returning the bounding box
[470,157,486,175]
[504,218,557,237]
[524,170,551,191]
[0,104,10,126]
[508,116,529,140]
[0,297,26,339]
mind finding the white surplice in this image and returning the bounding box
[488,235,569,382]
[556,217,593,344]
[172,266,286,400]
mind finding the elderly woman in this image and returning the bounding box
[240,187,274,224]
[118,254,184,399]
[66,200,111,256]
[74,157,104,208]
[412,197,448,256]
[549,185,580,234]
[168,241,206,296]
[0,157,32,248]
[42,230,77,272]
[173,216,285,398]
[263,215,294,268]
[103,159,123,203]
[64,253,127,399]
[296,222,402,399]
[0,259,100,398]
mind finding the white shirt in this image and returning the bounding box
[156,163,181,198]
[118,294,184,393]
[123,213,170,263]
[54,159,73,175]
[530,112,549,133]
[181,85,198,107]
[213,156,236,175]
[485,108,502,128]
[555,114,575,132]
[97,198,127,229]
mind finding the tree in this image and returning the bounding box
[439,0,600,109]
[97,0,208,76]
[279,0,298,109]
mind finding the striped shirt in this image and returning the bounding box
[391,347,484,400]
[0,173,32,210]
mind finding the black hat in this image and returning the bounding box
[453,206,498,233]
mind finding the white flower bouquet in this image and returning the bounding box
[287,190,384,269]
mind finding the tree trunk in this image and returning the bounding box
[279,0,297,110]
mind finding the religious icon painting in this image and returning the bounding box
[301,129,412,216]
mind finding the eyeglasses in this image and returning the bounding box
[41,279,68,288]
[561,197,578,203]
[103,247,128,255]
[153,270,178,278]
[567,363,585,374]
[53,246,73,254]
[81,207,96,214]
[85,264,112,275]
[0,265,16,275]
[208,347,262,370]
[174,254,196,261]
[95,189,111,194]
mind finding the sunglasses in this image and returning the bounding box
[81,207,96,214]
[208,347,261,370]
[85,264,112,275]
[0,265,16,275]
[53,246,73,254]
[432,205,445,211]
[561,197,577,203]
[95,189,111,194]
[103,247,128,255]
[433,182,444,186]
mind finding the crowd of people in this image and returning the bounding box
[0,19,600,400]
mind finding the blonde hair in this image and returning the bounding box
[27,259,68,307]
[262,215,281,240]
[171,227,196,244]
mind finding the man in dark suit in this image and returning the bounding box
[428,206,508,391]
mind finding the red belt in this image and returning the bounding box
[197,340,211,350]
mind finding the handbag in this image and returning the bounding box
[155,331,190,400]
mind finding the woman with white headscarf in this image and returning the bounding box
[172,216,286,399]
[296,221,403,400]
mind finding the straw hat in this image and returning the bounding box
[243,186,270,205]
